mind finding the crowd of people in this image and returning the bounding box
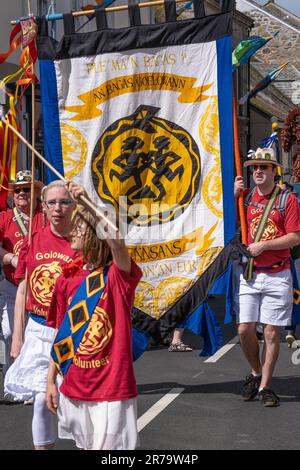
[1,141,300,449]
[0,172,141,450]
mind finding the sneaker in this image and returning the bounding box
[168,342,193,352]
[286,331,297,348]
[258,387,280,407]
[256,324,264,342]
[241,373,261,401]
[256,330,264,342]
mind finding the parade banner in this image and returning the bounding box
[37,0,237,356]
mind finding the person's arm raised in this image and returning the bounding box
[107,232,131,274]
[65,181,131,273]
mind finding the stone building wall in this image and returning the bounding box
[236,0,300,174]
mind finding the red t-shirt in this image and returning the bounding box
[0,209,43,285]
[245,188,300,272]
[47,260,142,402]
[15,225,76,318]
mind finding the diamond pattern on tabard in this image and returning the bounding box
[58,341,71,357]
[86,271,104,296]
[54,336,74,363]
[293,288,300,305]
[68,301,89,334]
[71,305,86,326]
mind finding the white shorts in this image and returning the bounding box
[58,393,139,450]
[234,268,293,326]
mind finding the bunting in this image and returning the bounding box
[0,16,38,208]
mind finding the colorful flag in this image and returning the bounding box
[0,18,38,208]
[232,35,276,71]
[37,0,238,357]
[239,62,289,104]
[176,1,194,17]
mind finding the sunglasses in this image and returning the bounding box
[252,164,272,171]
[14,187,31,194]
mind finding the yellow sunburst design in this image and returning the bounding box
[199,96,220,157]
[134,246,222,318]
[202,159,223,218]
[61,122,88,179]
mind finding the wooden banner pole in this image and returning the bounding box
[1,116,118,233]
[11,0,190,23]
[233,95,247,245]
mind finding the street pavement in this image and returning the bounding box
[1,295,300,450]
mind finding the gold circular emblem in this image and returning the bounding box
[135,277,192,319]
[250,216,278,240]
[197,247,222,276]
[13,239,23,256]
[30,262,62,307]
[199,96,220,157]
[61,122,88,179]
[77,306,112,356]
[92,105,201,225]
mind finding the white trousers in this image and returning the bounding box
[4,317,55,401]
[0,279,17,376]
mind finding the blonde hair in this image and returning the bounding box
[71,207,111,267]
[41,180,70,202]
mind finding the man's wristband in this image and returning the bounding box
[10,254,16,266]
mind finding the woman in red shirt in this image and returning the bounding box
[4,180,77,450]
[46,182,142,450]
[0,171,43,377]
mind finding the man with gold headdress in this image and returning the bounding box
[234,147,300,407]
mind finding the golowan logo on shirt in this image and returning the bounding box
[30,262,62,307]
[77,306,112,356]
[250,216,278,241]
[13,239,23,256]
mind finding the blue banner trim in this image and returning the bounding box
[132,328,151,361]
[217,36,235,245]
[39,60,64,183]
[179,301,223,357]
